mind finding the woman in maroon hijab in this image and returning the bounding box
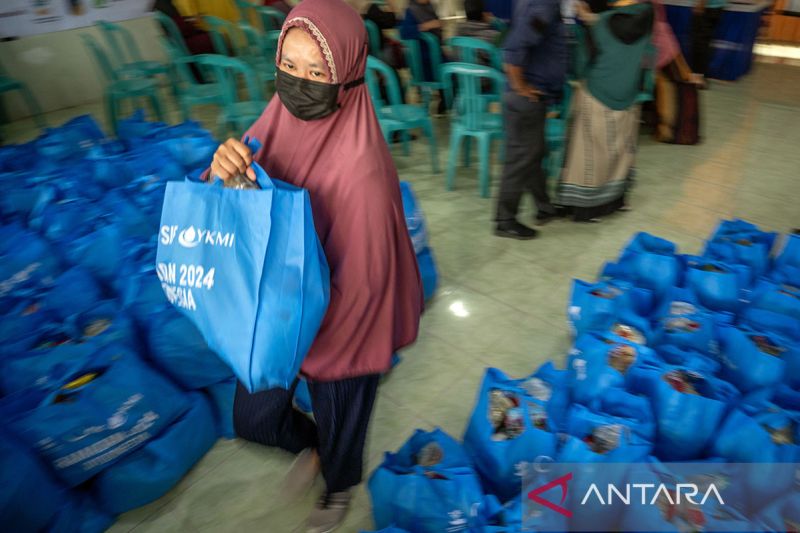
[208,0,423,530]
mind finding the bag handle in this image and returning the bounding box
[210,136,273,190]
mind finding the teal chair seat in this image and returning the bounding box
[365,55,438,173]
[441,62,506,198]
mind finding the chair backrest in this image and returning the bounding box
[236,21,265,58]
[402,33,444,85]
[419,32,443,82]
[153,11,190,57]
[204,15,236,56]
[192,54,262,106]
[96,20,143,67]
[257,6,286,32]
[235,0,258,26]
[441,62,505,130]
[81,34,116,83]
[364,19,381,57]
[365,55,404,110]
[446,36,502,72]
[159,36,198,88]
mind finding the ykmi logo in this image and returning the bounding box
[160,225,235,249]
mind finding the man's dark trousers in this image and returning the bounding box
[495,90,556,222]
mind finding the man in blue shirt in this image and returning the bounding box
[494,0,567,239]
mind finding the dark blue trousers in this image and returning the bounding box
[233,374,380,492]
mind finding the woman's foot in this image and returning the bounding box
[282,448,321,502]
[306,489,352,533]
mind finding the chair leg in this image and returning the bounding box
[149,90,164,122]
[401,130,410,156]
[446,130,461,191]
[463,136,472,168]
[18,84,45,129]
[107,93,119,135]
[478,134,491,198]
[423,119,439,174]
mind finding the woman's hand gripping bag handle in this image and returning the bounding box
[156,137,329,393]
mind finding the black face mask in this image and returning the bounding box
[275,69,364,121]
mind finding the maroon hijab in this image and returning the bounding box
[243,0,423,382]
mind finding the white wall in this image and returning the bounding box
[0,15,165,121]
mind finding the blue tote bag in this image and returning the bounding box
[749,273,800,322]
[156,140,330,392]
[755,493,800,533]
[369,429,502,533]
[567,332,658,406]
[718,324,799,393]
[567,278,653,340]
[462,368,561,502]
[92,393,216,514]
[627,362,739,460]
[400,181,438,301]
[650,287,728,356]
[0,430,113,533]
[683,256,750,313]
[605,232,682,301]
[6,351,190,487]
[773,232,800,275]
[704,218,776,284]
[655,345,721,375]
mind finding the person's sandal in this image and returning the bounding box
[306,489,352,533]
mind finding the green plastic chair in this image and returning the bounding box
[235,0,259,26]
[256,6,286,32]
[365,19,382,58]
[445,36,502,71]
[204,16,274,94]
[401,32,445,113]
[192,54,267,138]
[96,20,169,81]
[153,10,190,57]
[203,15,235,56]
[81,34,163,133]
[365,55,439,173]
[160,38,227,121]
[0,62,45,129]
[441,62,505,198]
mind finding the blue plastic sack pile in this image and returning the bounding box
[368,220,800,532]
[0,115,233,530]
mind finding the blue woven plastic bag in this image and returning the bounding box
[6,351,190,487]
[92,393,216,514]
[627,362,739,460]
[462,368,561,502]
[156,140,330,392]
[369,428,502,533]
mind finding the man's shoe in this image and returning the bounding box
[306,490,352,533]
[494,220,539,240]
[281,448,321,503]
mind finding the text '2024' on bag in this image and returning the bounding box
[156,139,330,393]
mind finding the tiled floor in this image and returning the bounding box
[4,61,800,532]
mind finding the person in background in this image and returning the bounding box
[400,0,450,114]
[208,0,424,531]
[349,0,406,69]
[493,0,567,239]
[456,0,502,44]
[558,0,654,222]
[690,0,726,87]
[153,0,214,56]
[650,0,702,144]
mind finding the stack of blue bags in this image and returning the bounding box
[0,114,235,531]
[1,113,441,532]
[367,220,800,533]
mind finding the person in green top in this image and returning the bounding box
[691,0,727,86]
[557,0,654,222]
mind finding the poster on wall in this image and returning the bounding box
[0,0,155,39]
